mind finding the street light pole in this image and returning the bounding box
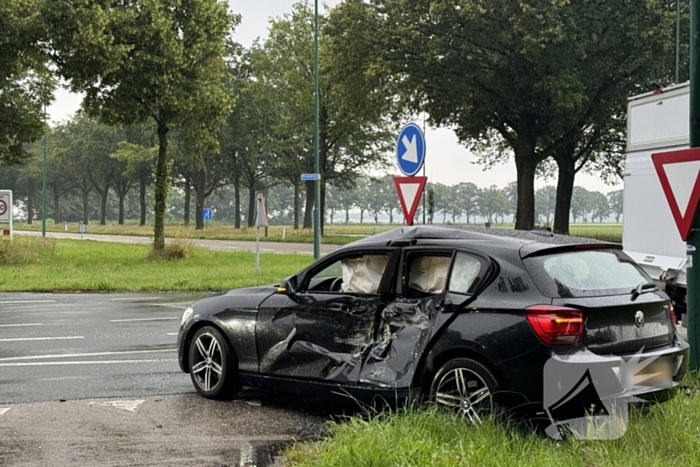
[313,0,321,259]
[42,101,47,237]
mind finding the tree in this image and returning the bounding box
[329,0,673,231]
[0,0,52,166]
[256,2,393,232]
[571,187,594,223]
[49,0,237,250]
[591,191,611,223]
[607,189,624,223]
[535,185,557,225]
[111,141,156,226]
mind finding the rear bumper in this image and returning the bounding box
[495,332,689,412]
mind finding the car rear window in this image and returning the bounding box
[524,249,654,298]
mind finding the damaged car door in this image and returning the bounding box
[255,249,399,384]
[358,249,488,389]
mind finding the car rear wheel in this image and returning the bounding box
[189,326,240,399]
[430,357,497,424]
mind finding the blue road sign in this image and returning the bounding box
[301,173,321,181]
[202,208,213,221]
[396,123,426,176]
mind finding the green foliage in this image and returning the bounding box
[48,0,238,250]
[0,237,55,265]
[0,0,52,165]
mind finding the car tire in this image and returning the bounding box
[188,326,240,400]
[429,357,498,424]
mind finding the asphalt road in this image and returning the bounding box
[0,293,328,466]
[17,230,341,255]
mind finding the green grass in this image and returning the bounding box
[0,238,313,292]
[286,376,700,467]
[16,221,623,243]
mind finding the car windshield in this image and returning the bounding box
[525,249,654,298]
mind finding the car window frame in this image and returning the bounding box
[298,247,401,297]
[397,246,495,298]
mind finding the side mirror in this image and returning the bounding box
[278,275,298,297]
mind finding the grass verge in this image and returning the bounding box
[0,239,313,292]
[286,375,700,467]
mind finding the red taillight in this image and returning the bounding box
[525,305,584,346]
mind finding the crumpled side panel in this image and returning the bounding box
[359,298,436,388]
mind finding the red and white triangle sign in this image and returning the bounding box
[394,176,427,226]
[652,147,700,240]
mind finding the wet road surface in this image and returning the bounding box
[0,293,330,466]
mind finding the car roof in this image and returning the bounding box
[338,225,616,258]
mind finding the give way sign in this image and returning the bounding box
[394,176,427,226]
[652,147,700,240]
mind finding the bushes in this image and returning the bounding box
[0,237,56,265]
[148,227,193,260]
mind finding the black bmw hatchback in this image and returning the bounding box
[177,226,688,420]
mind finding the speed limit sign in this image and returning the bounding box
[0,190,13,239]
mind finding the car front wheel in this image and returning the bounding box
[188,326,240,399]
[430,357,497,424]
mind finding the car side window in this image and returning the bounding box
[306,254,389,294]
[448,252,483,294]
[406,254,452,298]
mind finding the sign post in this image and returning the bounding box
[688,0,700,371]
[254,194,269,274]
[0,190,13,240]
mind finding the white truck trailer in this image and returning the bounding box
[624,82,690,318]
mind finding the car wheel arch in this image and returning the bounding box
[183,319,238,374]
[415,346,507,395]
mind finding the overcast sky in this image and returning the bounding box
[47,0,618,193]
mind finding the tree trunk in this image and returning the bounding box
[153,121,170,251]
[360,209,365,224]
[139,176,147,226]
[514,155,538,230]
[233,174,241,229]
[345,207,350,223]
[26,195,33,225]
[82,190,89,225]
[195,169,205,230]
[99,189,109,225]
[247,184,256,227]
[183,178,191,227]
[389,210,393,224]
[320,182,326,235]
[303,181,313,229]
[52,185,61,224]
[553,146,576,235]
[118,192,125,225]
[293,182,300,230]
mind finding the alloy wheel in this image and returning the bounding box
[191,332,223,392]
[435,367,493,424]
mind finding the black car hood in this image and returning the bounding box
[192,285,278,316]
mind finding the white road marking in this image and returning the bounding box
[0,348,176,362]
[0,323,43,328]
[0,408,10,416]
[166,332,178,336]
[0,359,177,367]
[110,297,162,301]
[91,400,145,412]
[0,300,56,305]
[109,317,180,322]
[0,336,84,342]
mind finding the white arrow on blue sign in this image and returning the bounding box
[301,173,321,181]
[202,208,213,221]
[396,123,426,176]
